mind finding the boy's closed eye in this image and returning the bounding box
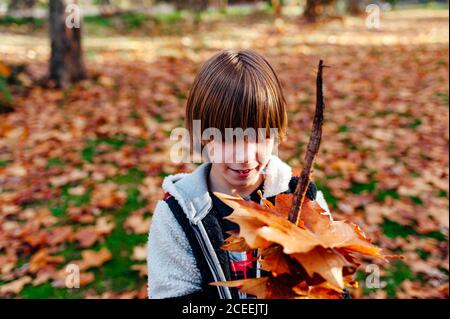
[205,137,274,165]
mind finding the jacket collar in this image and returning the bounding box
[162,154,293,224]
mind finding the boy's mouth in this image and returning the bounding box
[228,166,259,178]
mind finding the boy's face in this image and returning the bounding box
[205,137,274,187]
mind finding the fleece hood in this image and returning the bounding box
[161,154,293,224]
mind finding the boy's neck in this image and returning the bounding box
[208,164,264,198]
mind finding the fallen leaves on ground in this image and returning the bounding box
[0,8,448,298]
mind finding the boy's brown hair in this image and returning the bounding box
[185,49,287,152]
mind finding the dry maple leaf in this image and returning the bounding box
[29,249,65,273]
[221,234,251,252]
[74,227,101,247]
[216,192,384,257]
[211,191,396,298]
[211,276,296,299]
[292,246,349,290]
[292,281,343,299]
[259,245,292,276]
[131,244,147,261]
[79,272,95,287]
[76,247,112,271]
[0,276,32,295]
[46,226,74,246]
[124,213,151,234]
[95,216,115,235]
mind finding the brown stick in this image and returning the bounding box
[288,60,326,226]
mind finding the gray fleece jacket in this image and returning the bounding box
[147,154,331,299]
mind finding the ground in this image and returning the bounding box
[0,7,448,298]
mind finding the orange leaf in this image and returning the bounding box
[74,227,101,247]
[221,235,251,252]
[259,245,292,276]
[77,247,112,271]
[29,249,65,273]
[292,246,348,291]
[215,192,321,254]
[0,276,31,295]
[292,281,343,299]
[274,194,293,219]
[211,277,295,299]
[300,197,331,233]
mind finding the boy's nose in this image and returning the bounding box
[234,141,258,164]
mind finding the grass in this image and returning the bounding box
[348,181,378,195]
[0,16,44,27]
[415,248,432,261]
[121,12,147,30]
[383,260,416,297]
[18,183,147,298]
[409,195,424,206]
[20,282,86,299]
[81,133,149,163]
[382,218,447,241]
[395,1,449,10]
[0,1,271,36]
[337,124,350,133]
[0,159,10,167]
[376,189,400,202]
[356,260,416,298]
[113,167,145,185]
[46,157,65,169]
[154,10,186,24]
[407,118,423,129]
[49,184,92,217]
[435,92,449,105]
[83,15,113,28]
[101,188,147,292]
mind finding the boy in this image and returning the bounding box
[147,49,331,299]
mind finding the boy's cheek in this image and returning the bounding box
[205,140,274,164]
[256,140,275,163]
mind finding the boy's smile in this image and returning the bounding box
[227,165,259,179]
[206,138,273,198]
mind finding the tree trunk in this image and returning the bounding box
[272,0,282,16]
[304,0,319,22]
[304,0,338,22]
[173,0,208,11]
[192,0,209,12]
[49,0,86,88]
[347,0,362,15]
[218,0,228,13]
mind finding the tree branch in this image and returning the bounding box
[288,60,326,226]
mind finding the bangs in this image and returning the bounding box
[204,68,286,140]
[186,49,287,148]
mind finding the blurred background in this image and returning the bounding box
[0,0,448,299]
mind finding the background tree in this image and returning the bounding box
[304,0,367,22]
[304,0,336,22]
[49,0,86,88]
[7,0,37,12]
[347,0,364,15]
[218,0,228,13]
[272,0,282,16]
